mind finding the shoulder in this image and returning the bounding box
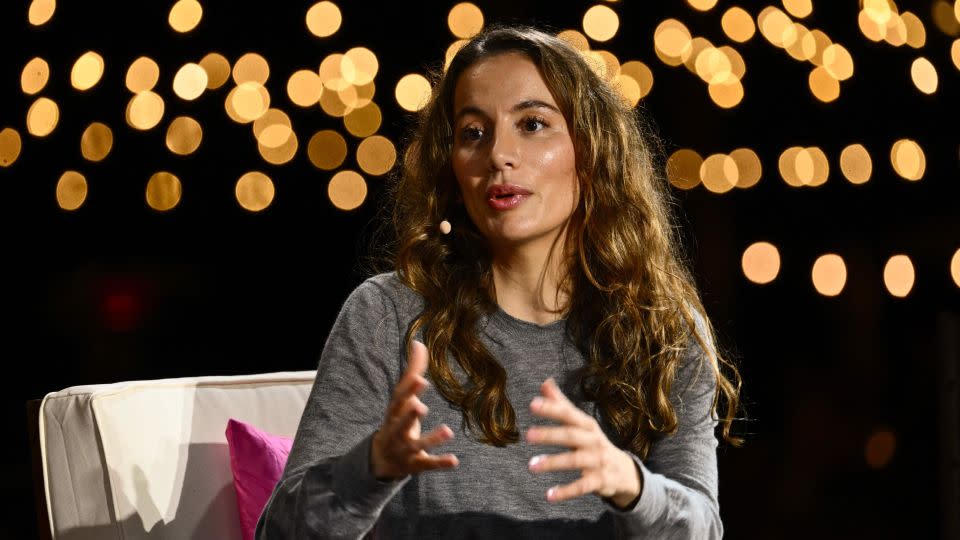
[349,271,425,321]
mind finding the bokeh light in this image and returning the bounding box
[344,103,382,138]
[700,153,737,193]
[822,44,854,80]
[783,0,812,19]
[356,135,397,176]
[808,66,840,102]
[235,172,275,212]
[27,97,59,137]
[840,144,872,184]
[28,0,55,26]
[319,85,353,117]
[883,255,915,298]
[169,0,202,33]
[287,69,323,107]
[146,172,182,212]
[667,149,703,190]
[253,109,293,149]
[910,57,938,94]
[56,171,87,211]
[445,40,470,70]
[258,130,298,165]
[742,242,781,284]
[583,4,619,42]
[21,57,49,95]
[231,81,270,122]
[687,0,718,11]
[932,1,960,36]
[557,29,590,51]
[448,2,484,39]
[344,47,379,86]
[0,128,22,167]
[328,170,368,210]
[395,74,432,112]
[173,63,208,100]
[233,53,270,85]
[758,7,794,48]
[126,91,165,130]
[730,148,762,188]
[708,78,744,108]
[654,19,692,66]
[901,12,927,48]
[812,254,847,296]
[80,122,113,162]
[865,428,896,469]
[890,139,925,181]
[722,7,756,42]
[199,53,231,89]
[126,57,160,93]
[306,1,341,38]
[308,130,348,170]
[779,146,803,187]
[71,51,104,91]
[166,116,203,155]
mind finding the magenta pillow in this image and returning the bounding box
[225,418,293,540]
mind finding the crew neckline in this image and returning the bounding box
[483,304,568,346]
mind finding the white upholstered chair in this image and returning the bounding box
[31,371,316,540]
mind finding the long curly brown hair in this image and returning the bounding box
[369,25,743,458]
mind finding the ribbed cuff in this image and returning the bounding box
[331,431,410,516]
[604,453,668,525]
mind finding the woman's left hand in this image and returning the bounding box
[525,377,643,509]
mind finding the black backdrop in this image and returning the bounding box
[3,1,958,538]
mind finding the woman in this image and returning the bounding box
[258,24,743,539]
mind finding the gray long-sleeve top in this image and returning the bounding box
[257,272,723,539]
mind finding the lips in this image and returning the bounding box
[486,184,532,211]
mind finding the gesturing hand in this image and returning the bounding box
[370,340,459,481]
[525,378,643,509]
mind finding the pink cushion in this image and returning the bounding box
[225,418,293,540]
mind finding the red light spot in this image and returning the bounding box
[102,289,142,332]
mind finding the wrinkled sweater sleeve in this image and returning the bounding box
[602,311,725,539]
[256,279,410,540]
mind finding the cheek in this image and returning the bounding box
[538,142,578,194]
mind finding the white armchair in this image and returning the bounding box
[31,371,316,539]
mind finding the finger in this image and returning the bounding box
[530,394,596,430]
[415,424,455,451]
[409,452,459,474]
[389,375,428,417]
[387,396,427,438]
[525,425,595,448]
[406,339,429,378]
[528,449,597,473]
[546,475,600,503]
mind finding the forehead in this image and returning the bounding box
[453,52,558,111]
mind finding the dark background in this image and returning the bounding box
[3,1,958,538]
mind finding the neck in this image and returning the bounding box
[489,233,571,325]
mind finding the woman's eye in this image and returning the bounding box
[521,117,547,132]
[461,127,484,142]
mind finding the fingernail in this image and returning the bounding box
[528,455,544,471]
[530,397,544,411]
[546,487,556,501]
[525,428,538,442]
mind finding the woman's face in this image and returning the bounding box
[451,52,578,255]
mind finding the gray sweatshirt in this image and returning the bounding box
[257,272,723,539]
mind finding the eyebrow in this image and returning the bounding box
[453,99,561,123]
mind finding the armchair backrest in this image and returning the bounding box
[37,371,316,540]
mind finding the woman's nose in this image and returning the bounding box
[488,126,520,171]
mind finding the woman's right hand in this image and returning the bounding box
[370,339,459,481]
